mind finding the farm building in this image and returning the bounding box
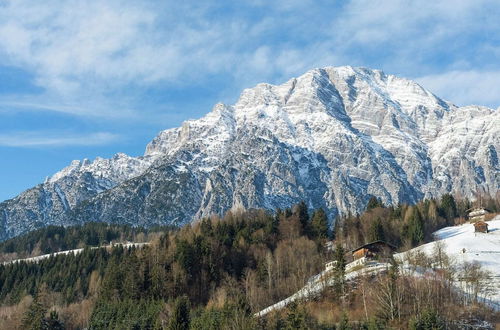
[468,208,491,222]
[351,240,396,260]
[473,221,489,233]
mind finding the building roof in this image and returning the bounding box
[467,207,491,213]
[351,240,397,253]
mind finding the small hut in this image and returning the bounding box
[473,221,489,233]
[351,241,396,260]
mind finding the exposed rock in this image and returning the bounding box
[1,66,498,240]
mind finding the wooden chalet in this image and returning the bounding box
[467,208,491,223]
[351,240,396,260]
[473,221,489,233]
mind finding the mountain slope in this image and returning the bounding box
[1,66,499,240]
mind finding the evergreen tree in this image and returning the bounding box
[294,201,310,234]
[266,209,281,235]
[407,208,425,246]
[285,302,308,330]
[200,218,213,236]
[364,317,386,330]
[338,311,352,330]
[46,310,64,330]
[310,208,329,239]
[368,218,385,242]
[366,196,383,211]
[169,296,190,330]
[409,308,445,330]
[22,295,47,330]
[333,244,346,299]
[439,194,457,223]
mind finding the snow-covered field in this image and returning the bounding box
[399,217,500,274]
[396,216,500,308]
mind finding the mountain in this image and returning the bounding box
[1,66,498,240]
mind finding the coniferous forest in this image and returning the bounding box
[0,222,172,263]
[0,195,499,329]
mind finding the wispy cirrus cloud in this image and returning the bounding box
[0,98,139,118]
[0,0,499,118]
[416,70,500,108]
[0,131,119,147]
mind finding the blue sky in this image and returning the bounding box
[0,0,499,201]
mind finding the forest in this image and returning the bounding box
[0,194,499,329]
[0,222,171,263]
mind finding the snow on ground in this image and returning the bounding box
[395,215,500,308]
[399,216,500,274]
[255,261,391,317]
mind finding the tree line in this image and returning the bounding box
[334,193,497,252]
[0,222,171,263]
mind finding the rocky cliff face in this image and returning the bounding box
[1,66,498,240]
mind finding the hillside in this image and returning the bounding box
[257,215,500,318]
[0,222,168,263]
[1,200,499,329]
[398,216,500,308]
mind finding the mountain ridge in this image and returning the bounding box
[1,66,498,240]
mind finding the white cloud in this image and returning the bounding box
[416,70,500,108]
[0,98,138,118]
[0,0,499,116]
[0,131,120,147]
[0,1,157,90]
[0,1,276,90]
[333,0,495,45]
[0,1,273,117]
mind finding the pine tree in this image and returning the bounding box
[169,296,190,330]
[333,244,346,299]
[439,194,457,223]
[407,207,424,246]
[409,308,444,330]
[285,302,308,330]
[366,196,383,211]
[266,209,281,235]
[310,208,329,239]
[368,217,385,242]
[46,310,64,330]
[200,218,213,237]
[294,201,309,234]
[338,311,351,330]
[22,294,47,330]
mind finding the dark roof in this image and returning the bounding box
[466,207,492,213]
[351,240,397,253]
[473,221,488,226]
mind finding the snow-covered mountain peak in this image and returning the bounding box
[144,65,498,197]
[48,152,153,185]
[1,66,498,241]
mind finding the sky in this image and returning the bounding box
[0,0,499,201]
